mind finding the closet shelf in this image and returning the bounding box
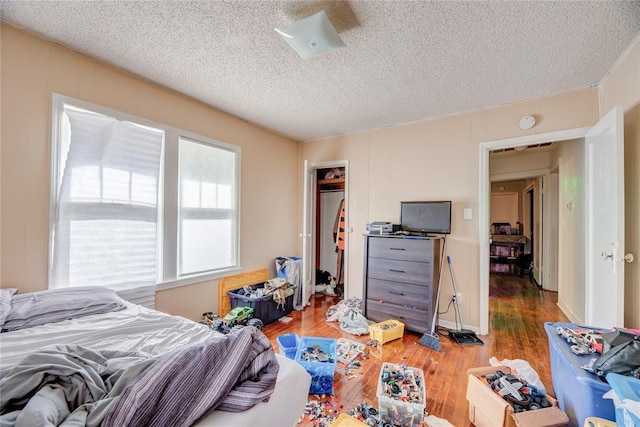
[318,178,345,190]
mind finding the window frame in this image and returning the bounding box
[49,93,242,291]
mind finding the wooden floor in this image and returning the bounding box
[261,273,569,426]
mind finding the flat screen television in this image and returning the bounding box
[400,201,452,235]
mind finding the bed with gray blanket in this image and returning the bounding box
[0,287,311,427]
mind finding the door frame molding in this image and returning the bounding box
[302,160,350,306]
[478,127,591,335]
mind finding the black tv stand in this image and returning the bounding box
[412,232,446,238]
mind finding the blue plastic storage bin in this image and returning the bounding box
[544,322,615,426]
[228,283,294,325]
[294,336,337,395]
[277,333,300,360]
[606,373,640,427]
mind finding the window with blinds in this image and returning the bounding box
[179,138,237,276]
[50,95,240,292]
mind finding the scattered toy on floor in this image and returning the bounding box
[300,398,338,427]
[208,306,264,334]
[200,312,218,326]
[484,370,550,412]
[346,402,380,426]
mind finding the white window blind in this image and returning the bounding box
[178,137,237,276]
[51,105,164,292]
[50,95,241,294]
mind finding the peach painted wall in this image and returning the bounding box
[300,88,599,329]
[600,35,640,328]
[490,180,525,226]
[0,24,300,321]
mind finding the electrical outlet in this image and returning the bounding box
[455,292,462,305]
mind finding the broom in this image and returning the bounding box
[447,256,483,345]
[418,237,447,351]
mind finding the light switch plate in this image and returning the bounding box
[463,208,472,220]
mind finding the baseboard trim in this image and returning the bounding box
[556,300,582,324]
[437,319,481,335]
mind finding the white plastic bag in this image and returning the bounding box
[603,389,640,418]
[489,356,546,394]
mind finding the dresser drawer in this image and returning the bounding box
[367,278,430,310]
[368,237,432,262]
[366,299,430,334]
[368,258,432,286]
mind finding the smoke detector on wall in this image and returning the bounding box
[518,115,536,130]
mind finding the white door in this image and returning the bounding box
[585,106,625,328]
[301,161,315,307]
[547,172,559,292]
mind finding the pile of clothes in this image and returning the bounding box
[235,278,295,310]
[325,297,372,336]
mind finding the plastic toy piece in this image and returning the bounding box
[485,370,547,412]
[497,376,524,401]
[224,306,254,325]
[571,343,595,355]
[209,306,264,334]
[556,326,604,353]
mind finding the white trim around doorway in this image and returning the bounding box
[478,127,590,335]
[303,160,350,301]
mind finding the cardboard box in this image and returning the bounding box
[466,366,569,427]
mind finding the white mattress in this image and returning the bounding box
[0,303,311,427]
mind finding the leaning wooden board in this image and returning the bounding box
[218,269,269,316]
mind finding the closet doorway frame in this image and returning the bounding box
[302,160,350,306]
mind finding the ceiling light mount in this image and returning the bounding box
[275,10,346,60]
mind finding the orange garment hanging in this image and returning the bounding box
[333,199,346,289]
[336,199,346,251]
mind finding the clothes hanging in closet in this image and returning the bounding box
[333,199,346,287]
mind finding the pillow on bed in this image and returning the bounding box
[0,288,19,328]
[2,286,127,332]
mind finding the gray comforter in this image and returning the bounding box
[0,327,279,427]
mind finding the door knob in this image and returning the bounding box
[620,253,634,263]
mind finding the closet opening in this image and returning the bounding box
[315,167,346,296]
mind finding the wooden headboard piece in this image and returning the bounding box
[218,269,269,316]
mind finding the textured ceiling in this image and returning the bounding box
[1,1,639,142]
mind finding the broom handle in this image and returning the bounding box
[430,237,447,335]
[448,256,464,329]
